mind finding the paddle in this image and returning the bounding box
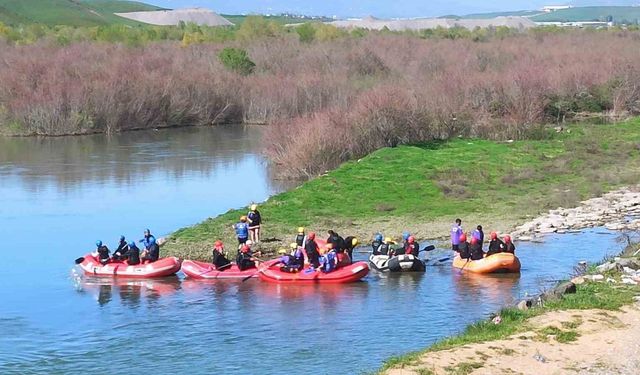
[75,257,85,265]
[418,245,436,253]
[459,258,471,273]
[196,261,233,277]
[241,258,281,282]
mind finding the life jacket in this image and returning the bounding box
[236,252,255,270]
[141,235,156,250]
[97,246,110,261]
[235,222,249,238]
[371,240,382,254]
[487,239,505,256]
[378,243,390,256]
[405,243,419,257]
[295,234,305,247]
[470,243,484,260]
[319,251,337,273]
[472,230,484,244]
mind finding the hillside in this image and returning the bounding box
[531,6,640,23]
[0,0,163,26]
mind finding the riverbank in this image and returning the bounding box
[164,119,640,261]
[378,255,640,375]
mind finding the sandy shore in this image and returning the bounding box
[388,304,640,375]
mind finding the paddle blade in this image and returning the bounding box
[74,257,85,265]
[419,245,436,253]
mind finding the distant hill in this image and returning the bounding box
[222,14,332,26]
[0,0,164,26]
[531,6,640,23]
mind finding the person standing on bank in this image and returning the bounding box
[247,204,262,243]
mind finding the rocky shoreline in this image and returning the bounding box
[512,187,640,241]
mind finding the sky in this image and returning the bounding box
[147,1,640,18]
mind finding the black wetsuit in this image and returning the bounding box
[97,245,110,265]
[113,240,129,261]
[504,242,516,254]
[305,240,320,268]
[142,243,160,262]
[295,234,305,247]
[486,239,505,256]
[469,242,484,260]
[236,252,255,271]
[327,232,344,252]
[212,249,231,270]
[458,242,471,260]
[343,236,356,262]
[126,245,141,265]
[377,243,390,256]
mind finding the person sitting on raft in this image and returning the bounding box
[377,237,394,256]
[457,234,471,260]
[236,245,258,271]
[139,228,156,249]
[295,227,306,247]
[95,240,110,265]
[125,241,141,265]
[503,235,516,254]
[141,237,159,263]
[343,236,358,264]
[278,243,305,272]
[232,216,250,245]
[404,236,419,257]
[486,231,505,257]
[304,232,320,268]
[371,233,383,255]
[401,231,411,249]
[472,225,484,246]
[212,240,231,270]
[451,218,463,251]
[469,237,484,260]
[112,235,128,261]
[318,243,338,273]
[247,204,262,243]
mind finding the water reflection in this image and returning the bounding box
[80,277,181,307]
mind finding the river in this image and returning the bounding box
[0,126,623,374]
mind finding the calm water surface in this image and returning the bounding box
[0,127,623,374]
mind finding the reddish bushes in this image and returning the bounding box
[2,32,640,177]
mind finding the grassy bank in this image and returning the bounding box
[163,119,640,260]
[376,271,640,374]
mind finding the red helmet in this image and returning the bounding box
[459,234,467,242]
[471,237,478,245]
[490,231,497,240]
[504,235,512,243]
[241,245,250,253]
[407,236,415,244]
[308,232,316,240]
[214,240,223,248]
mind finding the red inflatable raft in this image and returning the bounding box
[258,261,369,284]
[78,254,182,278]
[181,259,278,279]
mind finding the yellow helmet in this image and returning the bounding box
[384,237,392,243]
[250,204,258,211]
[240,216,247,222]
[297,227,305,234]
[289,242,298,249]
[325,243,333,249]
[277,248,287,254]
[352,238,359,246]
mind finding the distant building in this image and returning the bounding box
[542,5,573,13]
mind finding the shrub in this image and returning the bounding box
[218,47,255,76]
[296,23,316,43]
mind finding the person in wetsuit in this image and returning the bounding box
[125,241,140,265]
[96,240,110,265]
[371,233,383,255]
[343,236,358,264]
[141,237,159,263]
[327,230,344,252]
[469,237,484,260]
[457,234,470,260]
[212,240,231,270]
[503,235,516,254]
[486,231,505,257]
[112,235,128,261]
[404,236,419,257]
[304,232,320,268]
[236,245,257,271]
[295,227,306,247]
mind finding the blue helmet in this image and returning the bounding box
[128,241,136,248]
[375,233,383,242]
[120,235,125,241]
[402,232,411,241]
[96,240,102,247]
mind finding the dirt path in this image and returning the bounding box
[388,305,640,375]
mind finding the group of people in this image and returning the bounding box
[450,219,515,261]
[210,237,263,271]
[371,232,420,257]
[95,229,160,266]
[232,204,262,244]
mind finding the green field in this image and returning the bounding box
[531,6,640,23]
[164,119,640,261]
[0,0,163,26]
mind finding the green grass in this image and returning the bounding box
[0,0,163,26]
[444,362,484,375]
[165,119,640,261]
[375,280,639,374]
[531,6,640,23]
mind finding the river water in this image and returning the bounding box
[0,126,623,374]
